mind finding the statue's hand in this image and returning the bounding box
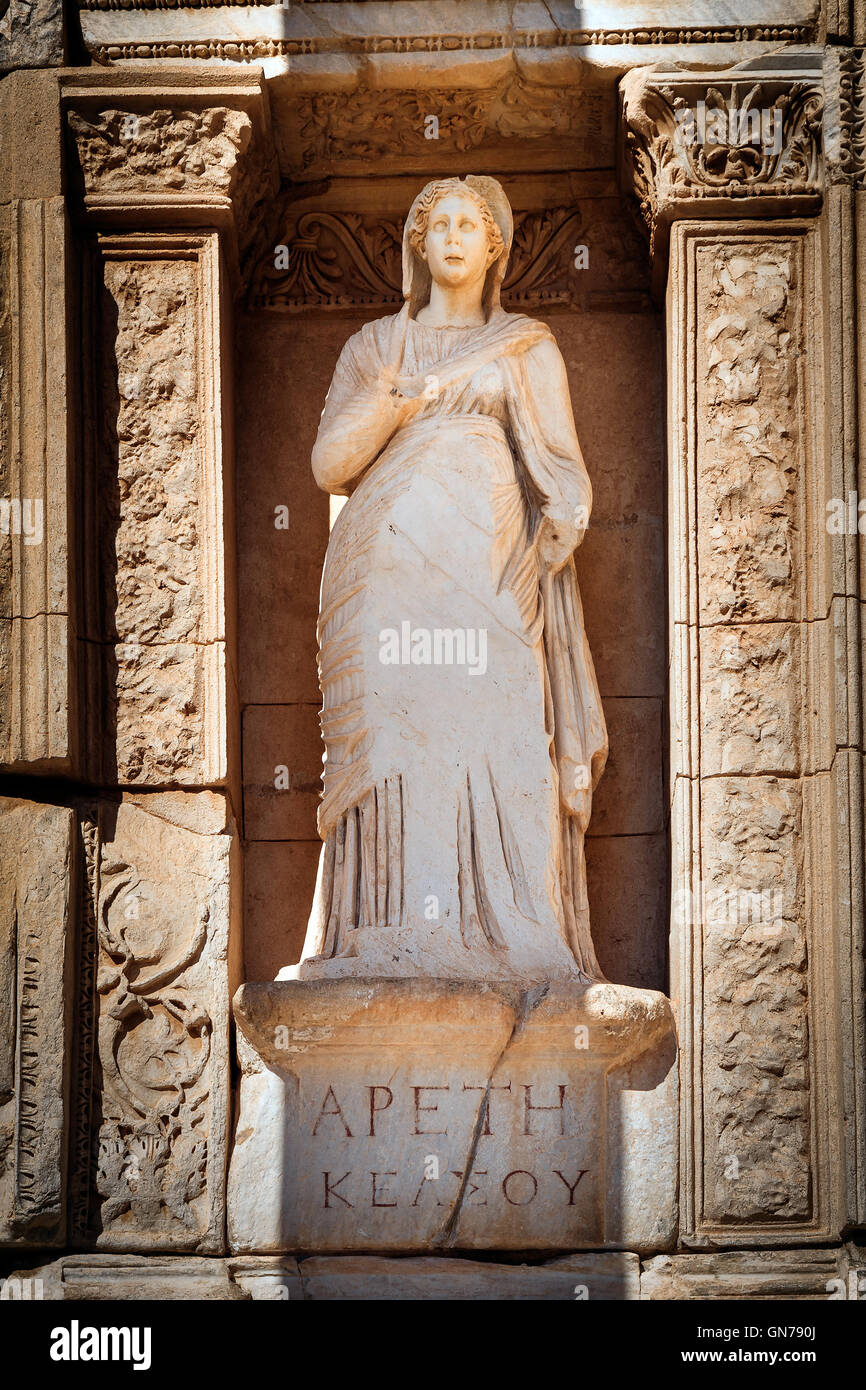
[385,372,428,421]
[536,513,586,572]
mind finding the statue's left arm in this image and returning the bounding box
[516,334,593,573]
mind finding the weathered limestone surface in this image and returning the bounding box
[228,979,677,1255]
[0,73,75,774]
[641,1247,866,1301]
[14,1245,865,1301]
[77,1,820,102]
[0,798,74,1246]
[2,1,863,1310]
[79,233,231,789]
[9,1249,640,1300]
[70,794,239,1254]
[0,0,65,72]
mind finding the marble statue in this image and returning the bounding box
[293,175,608,983]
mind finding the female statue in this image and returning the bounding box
[293,175,608,984]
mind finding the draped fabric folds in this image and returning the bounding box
[296,303,608,983]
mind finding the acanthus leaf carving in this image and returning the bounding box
[249,204,649,314]
[824,48,866,186]
[68,106,253,197]
[620,71,824,262]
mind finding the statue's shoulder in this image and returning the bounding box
[340,308,406,364]
[492,307,557,347]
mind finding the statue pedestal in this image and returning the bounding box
[227,978,678,1254]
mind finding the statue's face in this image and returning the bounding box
[423,193,495,291]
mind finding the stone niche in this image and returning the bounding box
[229,48,675,1263]
[236,177,667,993]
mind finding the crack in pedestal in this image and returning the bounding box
[431,981,550,1249]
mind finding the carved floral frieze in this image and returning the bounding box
[292,78,608,171]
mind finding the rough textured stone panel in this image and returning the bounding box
[696,240,802,624]
[700,775,810,1224]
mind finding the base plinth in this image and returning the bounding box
[227,978,678,1254]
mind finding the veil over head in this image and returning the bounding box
[401,175,514,319]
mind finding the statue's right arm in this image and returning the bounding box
[311,331,408,494]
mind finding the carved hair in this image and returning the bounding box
[407,178,506,264]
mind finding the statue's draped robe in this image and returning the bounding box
[300,304,608,981]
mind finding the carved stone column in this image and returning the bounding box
[0,73,76,773]
[621,59,847,1247]
[823,43,866,1232]
[46,68,276,1253]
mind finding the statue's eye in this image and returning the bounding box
[461,220,475,231]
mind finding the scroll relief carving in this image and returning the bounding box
[95,860,212,1240]
[622,79,823,253]
[250,205,649,313]
[66,798,233,1254]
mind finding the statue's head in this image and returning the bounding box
[402,176,513,318]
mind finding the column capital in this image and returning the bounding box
[62,67,279,288]
[619,61,824,283]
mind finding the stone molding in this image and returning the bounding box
[824,47,866,186]
[78,5,817,67]
[11,1245,866,1300]
[0,799,75,1246]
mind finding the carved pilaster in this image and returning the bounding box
[822,47,866,1227]
[69,795,238,1253]
[54,70,267,1252]
[0,73,76,774]
[62,70,278,791]
[78,231,231,788]
[63,70,279,287]
[621,64,844,1245]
